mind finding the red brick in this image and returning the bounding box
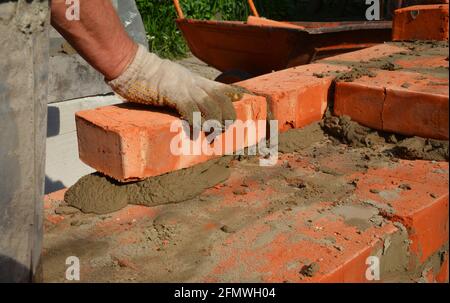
[334,82,384,130]
[238,43,426,134]
[198,156,450,283]
[393,4,449,41]
[203,199,401,283]
[46,214,65,225]
[44,188,67,209]
[75,94,267,181]
[383,88,449,140]
[334,70,449,140]
[238,63,349,132]
[395,56,449,70]
[352,161,449,263]
[325,43,406,62]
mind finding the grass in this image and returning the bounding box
[136,0,250,59]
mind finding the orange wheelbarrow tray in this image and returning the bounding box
[176,19,392,83]
[173,1,392,83]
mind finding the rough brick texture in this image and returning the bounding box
[238,63,349,132]
[75,94,267,181]
[393,4,449,41]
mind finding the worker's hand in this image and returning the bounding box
[108,44,243,129]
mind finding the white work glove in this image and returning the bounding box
[108,44,243,128]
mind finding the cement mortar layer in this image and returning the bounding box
[65,157,232,214]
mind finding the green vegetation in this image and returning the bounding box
[136,0,250,59]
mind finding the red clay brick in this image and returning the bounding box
[46,214,65,225]
[325,43,406,62]
[203,200,401,283]
[75,94,267,181]
[383,88,449,140]
[238,63,349,132]
[238,43,428,133]
[393,4,449,41]
[334,82,385,130]
[334,70,449,140]
[44,188,67,209]
[352,161,449,264]
[201,157,444,282]
[200,158,448,282]
[395,56,449,70]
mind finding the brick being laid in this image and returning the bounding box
[75,94,267,181]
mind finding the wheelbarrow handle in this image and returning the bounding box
[173,0,260,19]
[247,0,260,17]
[173,0,185,19]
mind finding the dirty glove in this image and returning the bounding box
[108,44,243,128]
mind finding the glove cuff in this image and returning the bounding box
[107,44,148,96]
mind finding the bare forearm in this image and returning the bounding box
[51,0,138,80]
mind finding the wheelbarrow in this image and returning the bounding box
[173,0,393,83]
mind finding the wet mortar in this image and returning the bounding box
[314,41,449,82]
[320,114,449,161]
[65,156,232,214]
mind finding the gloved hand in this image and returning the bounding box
[108,44,243,128]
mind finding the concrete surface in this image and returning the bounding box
[0,0,49,282]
